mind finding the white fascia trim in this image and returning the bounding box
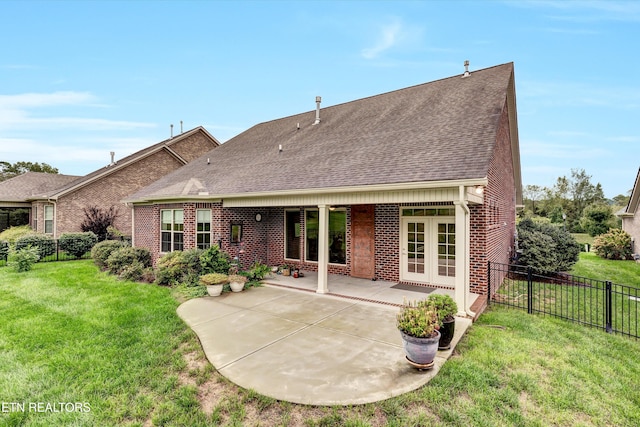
[126,178,489,205]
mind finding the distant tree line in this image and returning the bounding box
[0,161,59,182]
[521,168,629,237]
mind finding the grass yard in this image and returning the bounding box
[1,260,640,426]
[571,252,640,287]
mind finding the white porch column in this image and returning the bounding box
[454,186,473,317]
[316,204,330,294]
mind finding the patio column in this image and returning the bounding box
[454,186,472,317]
[316,204,329,294]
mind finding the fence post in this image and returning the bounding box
[527,266,533,314]
[487,261,491,306]
[56,240,60,261]
[605,281,612,333]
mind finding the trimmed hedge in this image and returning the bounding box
[15,234,56,260]
[59,232,98,259]
[106,246,152,276]
[91,240,129,269]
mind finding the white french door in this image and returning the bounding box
[401,217,455,286]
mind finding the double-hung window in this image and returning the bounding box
[161,209,184,252]
[196,210,211,249]
[304,209,346,264]
[44,205,54,234]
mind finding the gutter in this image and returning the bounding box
[459,185,476,318]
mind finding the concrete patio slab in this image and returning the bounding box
[178,285,472,406]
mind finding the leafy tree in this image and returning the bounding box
[0,161,59,181]
[579,204,617,237]
[523,184,545,215]
[80,206,119,241]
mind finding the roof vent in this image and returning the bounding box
[109,151,116,166]
[313,96,321,125]
[170,124,174,138]
[462,60,470,78]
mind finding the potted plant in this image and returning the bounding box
[427,294,458,350]
[228,274,247,292]
[396,299,440,369]
[199,273,229,296]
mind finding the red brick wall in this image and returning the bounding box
[52,130,216,238]
[470,103,517,295]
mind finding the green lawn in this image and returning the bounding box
[1,260,640,426]
[571,252,640,287]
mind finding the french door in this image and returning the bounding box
[401,217,455,286]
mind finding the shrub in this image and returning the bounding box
[396,299,439,338]
[426,294,458,325]
[199,273,229,286]
[517,218,580,273]
[15,234,56,260]
[118,261,145,282]
[58,232,98,258]
[155,249,203,286]
[200,245,231,275]
[9,246,40,272]
[0,225,34,247]
[580,204,617,237]
[245,261,272,282]
[91,240,128,269]
[81,205,119,241]
[106,247,152,276]
[592,228,633,260]
[0,240,8,261]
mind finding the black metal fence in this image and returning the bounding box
[488,261,639,339]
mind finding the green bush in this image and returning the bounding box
[91,240,128,269]
[579,204,617,237]
[9,246,40,272]
[517,218,580,273]
[0,240,8,261]
[0,225,34,247]
[15,234,56,260]
[106,247,152,276]
[118,261,145,282]
[592,228,633,260]
[155,249,202,286]
[200,245,231,275]
[245,261,271,282]
[58,232,98,258]
[199,273,229,286]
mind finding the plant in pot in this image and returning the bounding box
[396,299,440,369]
[427,294,458,350]
[228,274,247,292]
[199,273,229,296]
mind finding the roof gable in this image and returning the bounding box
[129,63,520,202]
[45,126,219,199]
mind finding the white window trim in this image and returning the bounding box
[160,209,184,253]
[283,208,301,261]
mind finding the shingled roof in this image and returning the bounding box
[128,63,519,203]
[0,172,81,204]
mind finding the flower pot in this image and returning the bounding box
[399,330,440,367]
[282,268,290,276]
[229,280,245,292]
[438,317,456,350]
[206,284,223,297]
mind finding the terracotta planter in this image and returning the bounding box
[438,318,456,350]
[206,284,223,296]
[399,330,440,368]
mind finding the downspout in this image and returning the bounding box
[458,186,476,318]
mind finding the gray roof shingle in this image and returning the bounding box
[129,63,516,202]
[0,172,81,203]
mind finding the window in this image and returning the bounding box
[437,223,456,277]
[196,210,211,249]
[44,205,54,234]
[230,222,242,244]
[305,209,346,264]
[285,210,301,260]
[161,209,184,252]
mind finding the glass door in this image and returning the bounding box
[401,218,428,282]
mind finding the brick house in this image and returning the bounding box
[127,63,522,316]
[0,127,219,237]
[617,167,640,255]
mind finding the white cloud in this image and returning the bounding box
[521,140,610,159]
[360,18,423,60]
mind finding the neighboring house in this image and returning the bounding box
[0,172,80,233]
[0,127,219,237]
[617,167,640,254]
[127,63,522,316]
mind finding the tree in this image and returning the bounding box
[0,161,59,182]
[517,218,581,273]
[579,203,617,237]
[523,185,545,215]
[80,206,119,241]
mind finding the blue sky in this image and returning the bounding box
[1,0,638,198]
